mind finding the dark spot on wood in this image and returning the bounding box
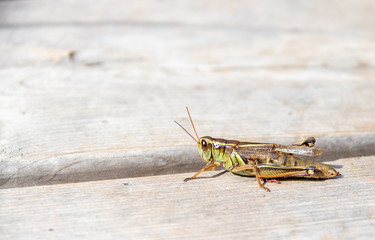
[68,50,76,60]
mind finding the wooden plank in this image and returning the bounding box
[1,0,375,188]
[1,156,374,239]
[0,68,374,188]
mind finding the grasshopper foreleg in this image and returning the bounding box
[184,162,221,182]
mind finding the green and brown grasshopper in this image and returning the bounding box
[175,107,339,192]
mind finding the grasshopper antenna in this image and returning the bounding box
[174,121,198,143]
[186,106,200,140]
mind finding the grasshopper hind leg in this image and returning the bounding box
[254,166,271,192]
[232,164,271,192]
[292,137,316,147]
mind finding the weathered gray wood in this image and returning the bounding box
[1,156,374,240]
[1,0,375,188]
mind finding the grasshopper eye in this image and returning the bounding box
[201,139,207,149]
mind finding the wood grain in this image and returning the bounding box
[1,156,374,240]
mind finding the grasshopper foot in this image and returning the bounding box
[184,177,194,182]
[262,186,271,192]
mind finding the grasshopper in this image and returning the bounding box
[175,107,339,192]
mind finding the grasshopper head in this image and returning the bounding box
[197,136,213,163]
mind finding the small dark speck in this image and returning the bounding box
[123,183,129,186]
[48,228,53,232]
[68,50,76,60]
[84,61,102,66]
